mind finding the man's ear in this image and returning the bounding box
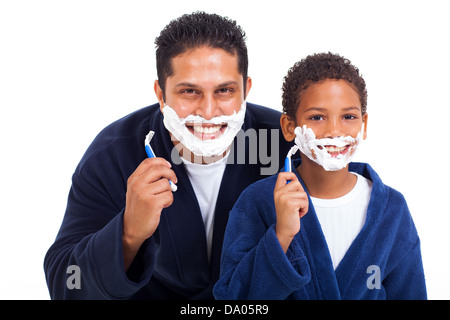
[362,113,368,140]
[280,114,297,142]
[154,80,165,112]
[244,76,252,99]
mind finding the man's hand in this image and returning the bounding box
[122,158,177,270]
[273,172,308,253]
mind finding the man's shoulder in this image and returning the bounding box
[245,102,282,129]
[99,103,160,138]
[76,103,160,173]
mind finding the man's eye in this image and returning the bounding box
[182,89,197,94]
[217,88,234,94]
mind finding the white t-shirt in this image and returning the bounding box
[181,154,229,263]
[310,173,373,270]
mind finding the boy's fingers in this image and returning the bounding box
[275,172,298,189]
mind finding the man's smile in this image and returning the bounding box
[185,123,228,140]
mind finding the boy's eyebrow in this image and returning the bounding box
[303,107,327,113]
[304,106,361,112]
[342,106,361,112]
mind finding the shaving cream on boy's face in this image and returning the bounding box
[162,101,246,157]
[294,124,364,171]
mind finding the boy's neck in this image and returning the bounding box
[297,156,357,199]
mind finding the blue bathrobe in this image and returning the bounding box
[213,160,427,300]
[44,102,294,299]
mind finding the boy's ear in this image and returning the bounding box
[280,114,297,142]
[362,113,368,140]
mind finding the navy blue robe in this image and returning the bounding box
[214,160,427,299]
[44,102,294,299]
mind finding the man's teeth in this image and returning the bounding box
[192,125,222,134]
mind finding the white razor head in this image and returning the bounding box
[287,145,299,158]
[145,130,155,146]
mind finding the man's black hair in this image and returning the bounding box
[282,52,367,121]
[155,11,248,99]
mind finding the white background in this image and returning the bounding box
[1,0,449,299]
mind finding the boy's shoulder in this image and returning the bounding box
[350,162,416,234]
[349,162,406,201]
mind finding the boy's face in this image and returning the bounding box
[155,46,252,141]
[282,79,368,146]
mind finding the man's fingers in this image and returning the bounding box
[144,178,174,195]
[128,160,178,188]
[132,157,172,178]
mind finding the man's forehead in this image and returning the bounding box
[167,48,242,87]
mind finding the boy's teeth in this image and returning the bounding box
[192,125,222,134]
[325,145,346,152]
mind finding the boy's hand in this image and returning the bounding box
[273,172,308,253]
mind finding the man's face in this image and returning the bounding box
[155,46,252,142]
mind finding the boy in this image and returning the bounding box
[213,52,426,299]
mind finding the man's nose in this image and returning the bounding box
[198,95,219,120]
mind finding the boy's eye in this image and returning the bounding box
[309,115,324,121]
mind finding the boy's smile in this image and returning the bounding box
[319,144,352,158]
[282,79,368,157]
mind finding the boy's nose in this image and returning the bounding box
[323,119,344,138]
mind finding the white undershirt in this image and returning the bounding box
[181,154,229,263]
[310,173,373,270]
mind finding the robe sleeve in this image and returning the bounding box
[383,238,427,300]
[381,188,427,300]
[213,184,311,300]
[44,167,155,299]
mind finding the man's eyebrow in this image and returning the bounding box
[175,81,240,89]
[215,81,240,88]
[175,82,198,88]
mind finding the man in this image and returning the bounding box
[44,11,294,299]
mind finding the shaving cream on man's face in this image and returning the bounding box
[294,124,364,171]
[162,102,246,157]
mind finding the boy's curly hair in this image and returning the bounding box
[282,52,367,120]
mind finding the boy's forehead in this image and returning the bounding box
[298,79,361,110]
